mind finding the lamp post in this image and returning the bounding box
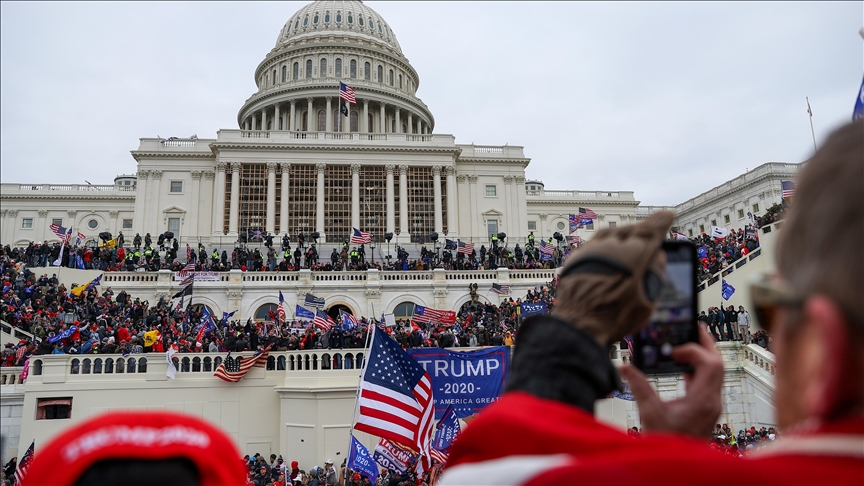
[385,232,393,266]
[370,240,376,266]
[434,241,441,265]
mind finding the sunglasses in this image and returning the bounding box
[749,273,804,334]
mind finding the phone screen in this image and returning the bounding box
[632,241,699,374]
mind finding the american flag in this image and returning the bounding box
[781,180,795,199]
[491,283,511,295]
[456,240,474,255]
[75,232,86,246]
[569,213,582,233]
[15,440,34,484]
[186,243,192,262]
[578,207,598,219]
[354,327,434,466]
[430,447,449,465]
[277,291,287,322]
[313,308,335,331]
[213,345,272,383]
[412,305,456,325]
[304,293,325,308]
[340,309,358,331]
[538,239,555,256]
[340,82,356,104]
[49,223,68,241]
[181,262,196,273]
[351,227,371,244]
[180,275,194,287]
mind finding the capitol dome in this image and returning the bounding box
[277,0,403,55]
[237,0,433,135]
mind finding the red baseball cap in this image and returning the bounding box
[21,411,246,485]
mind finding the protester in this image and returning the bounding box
[441,119,864,484]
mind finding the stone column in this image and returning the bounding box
[416,118,421,135]
[362,100,369,133]
[251,114,257,131]
[212,163,226,236]
[149,170,163,234]
[325,97,332,132]
[0,210,8,245]
[109,211,120,238]
[432,166,443,234]
[306,98,314,131]
[446,166,458,237]
[261,108,268,131]
[37,210,48,242]
[280,163,290,236]
[228,163,241,236]
[244,119,250,131]
[189,171,202,237]
[289,101,296,131]
[395,108,401,134]
[133,170,148,237]
[274,104,281,131]
[468,175,479,240]
[203,170,215,236]
[351,164,361,229]
[407,113,413,134]
[266,163,277,233]
[503,176,514,235]
[379,103,386,133]
[398,165,409,240]
[385,165,395,235]
[316,163,326,240]
[514,176,526,239]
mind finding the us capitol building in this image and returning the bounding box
[1,0,792,465]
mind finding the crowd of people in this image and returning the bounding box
[698,305,758,346]
[3,230,567,275]
[241,455,428,486]
[709,423,780,456]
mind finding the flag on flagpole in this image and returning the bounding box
[172,282,193,299]
[166,344,179,379]
[340,82,357,104]
[710,226,728,241]
[347,435,378,484]
[340,309,358,331]
[781,180,796,199]
[490,283,511,295]
[444,239,457,250]
[20,357,30,382]
[15,440,34,484]
[671,231,689,241]
[186,243,192,262]
[456,240,474,255]
[304,293,325,308]
[568,213,581,233]
[213,345,272,383]
[354,327,435,465]
[412,305,456,325]
[854,73,864,121]
[49,223,68,240]
[277,291,287,322]
[350,227,372,244]
[296,305,316,320]
[221,310,237,326]
[75,232,86,246]
[313,309,335,331]
[722,279,736,301]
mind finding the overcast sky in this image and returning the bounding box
[1,1,860,206]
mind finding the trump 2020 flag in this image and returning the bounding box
[347,435,378,484]
[432,405,461,452]
[296,305,315,320]
[722,279,736,301]
[354,327,435,464]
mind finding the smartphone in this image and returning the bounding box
[632,241,699,374]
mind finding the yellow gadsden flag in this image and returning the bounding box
[98,238,117,249]
[71,274,103,297]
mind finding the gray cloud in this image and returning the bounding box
[2,1,860,206]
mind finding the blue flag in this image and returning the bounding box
[347,435,378,484]
[697,246,708,259]
[340,310,358,331]
[722,279,736,301]
[433,405,461,452]
[221,310,237,326]
[520,301,547,317]
[49,325,77,344]
[853,73,864,121]
[295,305,315,320]
[75,254,85,269]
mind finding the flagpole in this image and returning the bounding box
[346,303,376,459]
[806,96,817,154]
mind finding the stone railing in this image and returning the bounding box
[526,189,636,201]
[743,344,775,377]
[676,162,800,213]
[1,320,40,343]
[2,183,136,194]
[160,138,197,147]
[0,366,25,385]
[218,130,456,146]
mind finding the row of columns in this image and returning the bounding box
[242,98,429,134]
[211,163,458,240]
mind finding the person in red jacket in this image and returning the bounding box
[441,119,864,485]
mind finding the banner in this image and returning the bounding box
[697,246,708,259]
[408,347,510,419]
[432,405,461,452]
[49,325,78,344]
[520,301,547,317]
[173,271,220,281]
[348,436,378,483]
[373,438,414,474]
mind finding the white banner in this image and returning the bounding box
[710,226,728,240]
[173,271,221,281]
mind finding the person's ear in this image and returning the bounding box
[803,295,862,421]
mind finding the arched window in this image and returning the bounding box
[294,19,299,30]
[302,111,308,131]
[282,65,287,82]
[313,13,319,24]
[335,12,342,23]
[320,58,327,78]
[255,303,279,321]
[293,62,299,80]
[104,358,113,374]
[391,118,396,133]
[325,12,330,23]
[335,58,342,78]
[388,69,394,86]
[368,113,374,133]
[33,359,43,376]
[347,13,353,24]
[306,59,313,79]
[364,62,370,80]
[377,65,383,83]
[358,15,364,27]
[317,110,327,131]
[272,69,277,86]
[398,74,402,89]
[369,19,374,31]
[402,123,408,134]
[303,16,309,27]
[349,59,357,78]
[393,302,415,321]
[350,111,359,132]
